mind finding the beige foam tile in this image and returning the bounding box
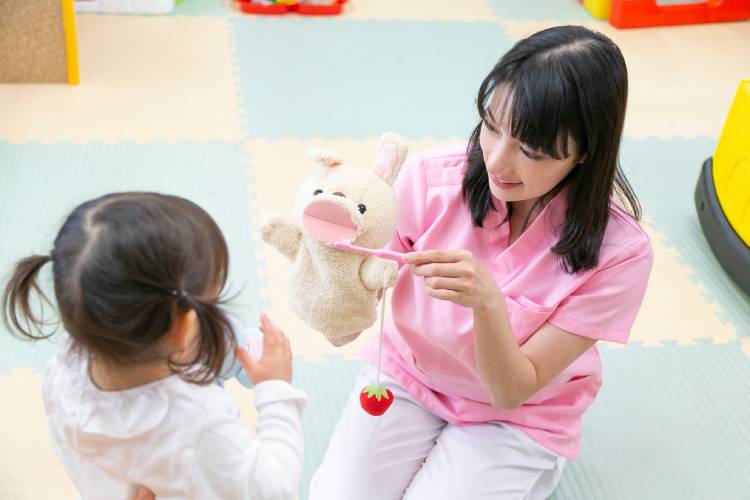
[344,0,498,23]
[500,20,750,139]
[0,15,244,143]
[246,137,462,361]
[628,219,737,346]
[0,368,77,499]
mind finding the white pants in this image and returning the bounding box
[309,364,566,500]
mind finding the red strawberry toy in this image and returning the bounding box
[360,385,393,416]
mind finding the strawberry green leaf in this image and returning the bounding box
[362,385,391,401]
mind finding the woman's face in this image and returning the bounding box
[479,94,583,206]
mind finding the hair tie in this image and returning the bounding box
[171,289,189,299]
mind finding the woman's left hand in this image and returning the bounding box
[404,249,502,310]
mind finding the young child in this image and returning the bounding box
[2,192,307,499]
[311,25,653,499]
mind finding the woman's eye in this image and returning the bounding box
[358,204,367,214]
[520,148,544,161]
[483,120,499,134]
[313,189,323,195]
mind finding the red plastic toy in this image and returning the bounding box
[235,0,348,16]
[610,0,750,29]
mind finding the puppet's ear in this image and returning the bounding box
[307,147,343,168]
[373,132,408,186]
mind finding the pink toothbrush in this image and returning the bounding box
[334,240,405,262]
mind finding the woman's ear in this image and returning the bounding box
[577,153,588,165]
[168,309,198,351]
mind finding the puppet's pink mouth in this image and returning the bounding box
[303,199,358,243]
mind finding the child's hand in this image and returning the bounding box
[133,486,155,500]
[235,313,292,384]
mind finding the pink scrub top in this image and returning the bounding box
[359,143,654,460]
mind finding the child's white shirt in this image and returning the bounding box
[42,339,307,499]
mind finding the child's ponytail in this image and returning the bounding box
[167,291,236,385]
[2,255,54,341]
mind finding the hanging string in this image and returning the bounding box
[376,287,387,388]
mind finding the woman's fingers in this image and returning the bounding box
[425,276,466,291]
[403,249,470,265]
[412,262,467,278]
[424,284,461,302]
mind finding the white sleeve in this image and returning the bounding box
[192,380,307,500]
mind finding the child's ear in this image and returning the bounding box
[168,309,197,351]
[373,132,408,186]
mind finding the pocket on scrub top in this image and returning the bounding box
[504,294,555,345]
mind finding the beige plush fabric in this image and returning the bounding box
[260,133,408,343]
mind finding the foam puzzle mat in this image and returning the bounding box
[1,1,749,498]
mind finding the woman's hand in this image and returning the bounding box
[404,250,503,310]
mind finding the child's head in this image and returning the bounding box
[463,25,641,273]
[2,192,234,384]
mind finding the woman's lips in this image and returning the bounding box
[490,175,522,189]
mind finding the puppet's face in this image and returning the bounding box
[294,164,398,249]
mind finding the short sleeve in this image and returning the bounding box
[548,238,654,344]
[384,153,428,255]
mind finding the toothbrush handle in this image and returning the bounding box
[373,249,404,262]
[335,241,405,262]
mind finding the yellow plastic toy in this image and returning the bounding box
[62,0,79,84]
[695,80,750,296]
[583,0,612,19]
[713,80,750,246]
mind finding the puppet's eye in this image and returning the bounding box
[358,204,367,214]
[313,189,323,196]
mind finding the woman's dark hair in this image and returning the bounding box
[2,192,234,384]
[463,25,641,273]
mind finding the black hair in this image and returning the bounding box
[2,192,234,384]
[462,25,641,273]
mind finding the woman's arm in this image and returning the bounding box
[406,249,595,410]
[473,299,595,409]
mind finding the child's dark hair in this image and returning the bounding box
[463,25,641,274]
[2,192,234,384]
